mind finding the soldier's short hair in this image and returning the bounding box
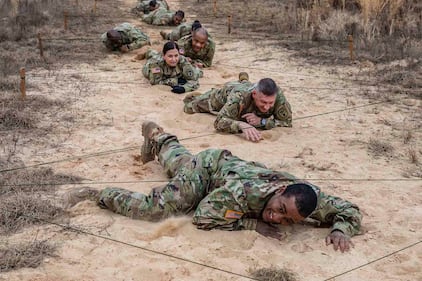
[283,183,318,217]
[193,27,208,38]
[149,0,157,7]
[175,10,185,19]
[256,78,278,96]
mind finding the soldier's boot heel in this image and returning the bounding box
[141,121,164,163]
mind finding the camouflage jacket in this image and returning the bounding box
[166,22,193,41]
[192,156,362,237]
[142,8,177,26]
[136,0,169,14]
[101,23,150,50]
[214,83,292,133]
[142,50,200,92]
[177,34,215,67]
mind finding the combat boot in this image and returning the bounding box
[239,72,249,82]
[183,92,202,114]
[141,121,164,163]
[132,45,152,61]
[63,186,100,208]
[160,30,168,40]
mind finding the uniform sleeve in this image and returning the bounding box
[127,27,150,50]
[180,58,199,92]
[192,183,257,231]
[142,12,154,24]
[309,191,362,237]
[214,93,243,133]
[264,100,292,129]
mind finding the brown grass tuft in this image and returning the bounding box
[368,138,394,157]
[0,192,65,235]
[249,266,298,281]
[0,240,56,272]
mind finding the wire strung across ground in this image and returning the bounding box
[0,100,393,174]
[1,177,421,188]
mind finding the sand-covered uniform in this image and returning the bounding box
[184,81,292,132]
[101,23,150,51]
[98,133,362,236]
[142,9,178,26]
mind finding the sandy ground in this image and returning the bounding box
[2,0,421,280]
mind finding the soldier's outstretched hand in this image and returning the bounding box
[325,230,354,252]
[256,220,282,240]
[238,122,262,142]
[242,113,261,126]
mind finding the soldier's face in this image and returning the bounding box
[163,48,180,67]
[192,33,207,52]
[262,192,305,225]
[252,91,276,113]
[174,15,183,25]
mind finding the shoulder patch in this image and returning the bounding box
[152,67,161,74]
[224,209,244,219]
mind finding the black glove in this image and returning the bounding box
[177,77,187,85]
[171,85,186,94]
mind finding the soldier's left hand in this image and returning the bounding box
[194,62,204,68]
[242,113,261,126]
[325,230,354,252]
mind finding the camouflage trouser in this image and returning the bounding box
[98,134,230,221]
[183,88,225,114]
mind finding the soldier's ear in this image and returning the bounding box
[275,185,287,194]
[251,90,257,99]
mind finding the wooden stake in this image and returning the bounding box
[37,32,44,58]
[19,67,26,100]
[213,0,217,17]
[64,11,68,30]
[93,0,97,14]
[75,0,78,6]
[348,35,354,61]
[227,15,232,34]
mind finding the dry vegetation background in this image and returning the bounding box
[0,0,421,278]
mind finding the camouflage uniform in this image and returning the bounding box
[177,34,215,67]
[101,23,150,51]
[136,0,169,14]
[142,8,178,26]
[98,133,362,236]
[142,49,200,92]
[184,80,292,133]
[163,22,193,41]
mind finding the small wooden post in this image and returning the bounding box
[227,15,232,34]
[75,0,78,6]
[37,32,44,58]
[213,0,217,17]
[19,67,26,100]
[348,34,354,61]
[64,11,68,30]
[93,0,97,14]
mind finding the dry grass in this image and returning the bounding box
[368,138,394,157]
[407,148,419,164]
[249,266,298,281]
[0,240,56,272]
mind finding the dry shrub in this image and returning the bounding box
[0,166,83,195]
[0,192,64,235]
[368,138,394,157]
[249,266,298,281]
[0,93,66,131]
[0,240,56,272]
[407,148,419,164]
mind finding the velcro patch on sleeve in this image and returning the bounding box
[224,209,244,219]
[152,67,161,74]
